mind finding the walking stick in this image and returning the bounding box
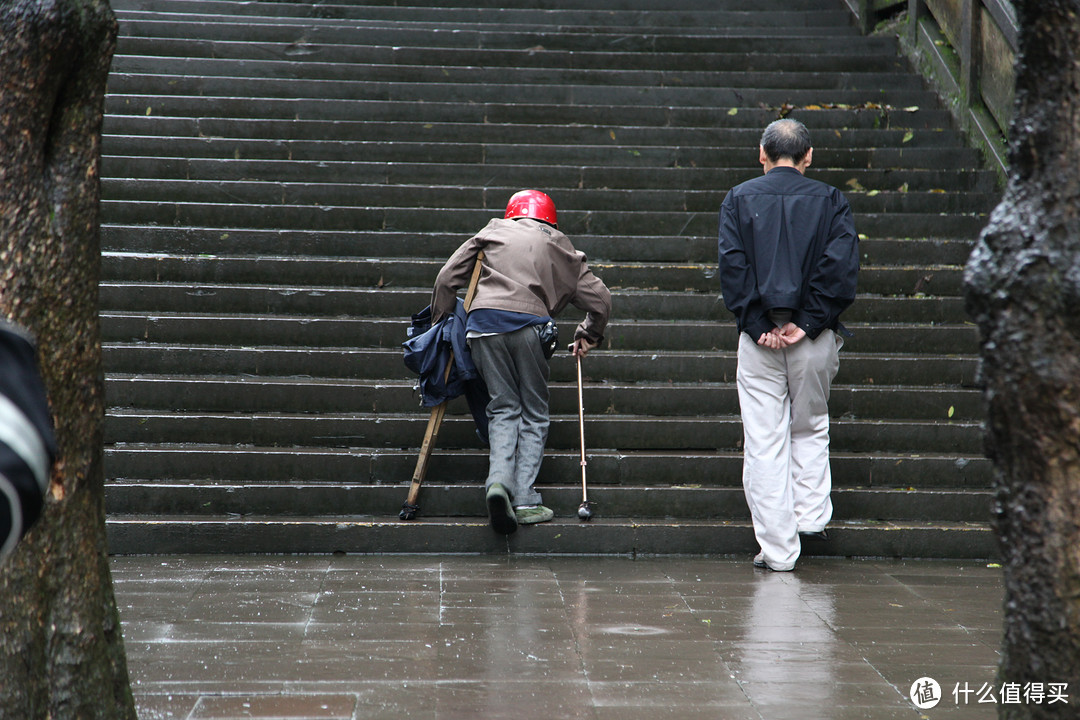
[576,352,593,521]
[399,252,485,521]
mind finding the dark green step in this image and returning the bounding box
[99,227,977,263]
[100,156,1000,193]
[104,98,955,131]
[100,314,980,355]
[105,375,983,421]
[98,202,988,238]
[101,345,977,387]
[101,118,964,149]
[97,285,975,324]
[105,75,946,113]
[114,0,857,11]
[113,61,926,93]
[115,3,855,28]
[112,22,879,53]
[104,409,982,454]
[99,181,991,218]
[104,482,991,523]
[115,40,910,73]
[103,514,997,558]
[103,446,992,489]
[99,254,965,296]
[99,135,985,175]
[114,14,857,38]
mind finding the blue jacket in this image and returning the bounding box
[402,299,489,444]
[718,167,859,340]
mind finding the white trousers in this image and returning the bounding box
[736,330,842,571]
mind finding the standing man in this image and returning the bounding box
[718,119,859,571]
[431,190,611,535]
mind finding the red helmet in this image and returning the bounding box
[504,189,557,227]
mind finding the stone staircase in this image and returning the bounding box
[100,0,1000,557]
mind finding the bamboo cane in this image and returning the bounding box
[399,252,485,520]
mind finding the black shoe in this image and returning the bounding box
[486,483,518,535]
[799,529,830,542]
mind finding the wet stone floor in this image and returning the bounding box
[111,555,1008,720]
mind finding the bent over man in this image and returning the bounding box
[431,190,611,535]
[718,119,859,571]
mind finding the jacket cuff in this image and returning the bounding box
[792,312,823,341]
[745,318,773,341]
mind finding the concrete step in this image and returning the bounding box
[114,2,856,28]
[103,514,997,558]
[104,482,991,523]
[99,181,992,217]
[98,201,989,238]
[105,78,947,114]
[99,254,966,296]
[113,21,876,51]
[100,134,986,175]
[101,156,1000,193]
[101,345,977,387]
[105,99,958,131]
[100,314,980,355]
[105,375,983,421]
[103,446,992,489]
[112,62,927,93]
[101,118,967,150]
[99,227,978,264]
[104,408,982,454]
[115,14,858,38]
[114,0,860,11]
[115,38,910,73]
[97,285,974,324]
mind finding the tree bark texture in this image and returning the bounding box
[0,0,135,717]
[964,2,1080,718]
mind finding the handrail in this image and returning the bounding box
[981,0,1017,50]
[846,0,1014,178]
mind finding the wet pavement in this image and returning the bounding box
[112,555,1008,719]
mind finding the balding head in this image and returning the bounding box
[760,119,812,164]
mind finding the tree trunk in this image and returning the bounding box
[0,0,135,717]
[964,2,1080,719]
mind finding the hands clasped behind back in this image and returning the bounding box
[756,322,806,350]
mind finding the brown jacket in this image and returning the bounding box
[431,217,611,343]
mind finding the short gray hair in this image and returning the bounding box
[760,119,812,164]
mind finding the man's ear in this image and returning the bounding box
[759,145,769,172]
[801,147,813,171]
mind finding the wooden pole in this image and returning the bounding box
[400,252,485,520]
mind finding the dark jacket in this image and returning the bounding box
[718,166,859,340]
[402,299,489,444]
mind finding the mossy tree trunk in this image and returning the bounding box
[0,0,135,717]
[964,2,1080,718]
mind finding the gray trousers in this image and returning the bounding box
[469,326,549,507]
[737,330,842,570]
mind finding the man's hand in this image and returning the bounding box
[757,323,806,350]
[756,331,783,349]
[570,337,597,358]
[776,322,806,346]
